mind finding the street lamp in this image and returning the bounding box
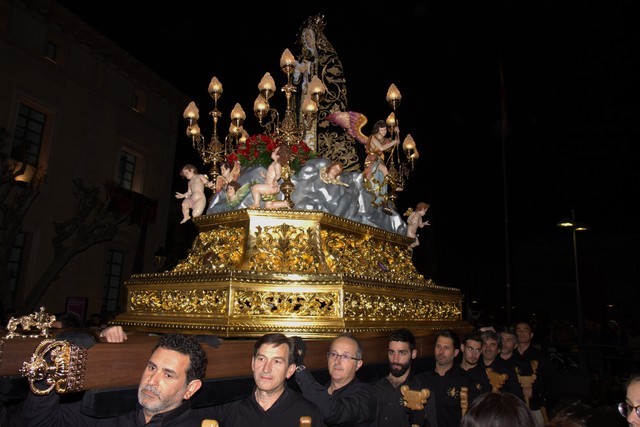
[557,209,589,369]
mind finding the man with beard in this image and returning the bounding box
[417,329,477,427]
[371,329,437,427]
[22,334,207,426]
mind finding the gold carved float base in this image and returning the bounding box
[112,209,467,338]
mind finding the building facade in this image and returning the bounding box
[0,0,187,321]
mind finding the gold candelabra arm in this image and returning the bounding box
[210,108,222,138]
[20,339,88,395]
[279,163,295,207]
[254,108,280,136]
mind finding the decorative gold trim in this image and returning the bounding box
[111,210,467,338]
[233,290,339,316]
[3,307,56,340]
[19,339,87,395]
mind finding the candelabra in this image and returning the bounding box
[182,77,249,183]
[182,48,325,203]
[384,83,420,207]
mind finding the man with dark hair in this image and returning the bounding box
[417,329,477,427]
[371,328,437,427]
[22,333,208,426]
[294,332,377,426]
[199,332,322,426]
[500,328,535,402]
[471,330,524,400]
[515,320,552,427]
[459,331,491,395]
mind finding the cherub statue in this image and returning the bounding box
[319,162,348,187]
[404,202,430,249]
[249,144,292,209]
[328,111,399,213]
[225,180,251,209]
[175,164,214,224]
[215,160,241,193]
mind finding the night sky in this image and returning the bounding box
[55,1,639,321]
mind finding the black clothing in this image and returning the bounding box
[371,373,437,427]
[295,368,377,427]
[416,365,477,427]
[463,365,491,395]
[479,357,525,401]
[197,386,323,427]
[519,345,552,410]
[22,391,200,426]
[502,352,534,377]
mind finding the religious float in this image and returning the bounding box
[0,15,470,417]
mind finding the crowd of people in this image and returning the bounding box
[12,317,639,427]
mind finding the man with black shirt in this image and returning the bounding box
[294,332,377,426]
[23,333,207,426]
[459,331,490,395]
[499,328,534,402]
[198,332,322,427]
[516,320,552,427]
[417,329,476,427]
[371,329,437,427]
[472,330,524,400]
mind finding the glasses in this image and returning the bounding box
[618,402,640,418]
[327,351,359,362]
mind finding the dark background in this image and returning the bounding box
[55,1,639,325]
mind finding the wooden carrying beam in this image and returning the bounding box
[1,332,465,391]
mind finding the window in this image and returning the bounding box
[1,230,25,295]
[103,250,124,314]
[8,232,25,293]
[11,103,46,166]
[131,89,147,114]
[131,93,139,111]
[117,150,136,190]
[44,41,57,63]
[115,143,145,193]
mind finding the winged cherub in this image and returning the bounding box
[215,160,241,193]
[327,111,399,212]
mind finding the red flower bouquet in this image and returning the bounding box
[226,134,315,172]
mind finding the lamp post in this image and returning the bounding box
[557,209,589,372]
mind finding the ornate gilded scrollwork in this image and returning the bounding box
[130,289,227,314]
[250,224,324,273]
[4,307,56,339]
[173,227,244,272]
[344,292,461,320]
[321,230,424,282]
[234,290,339,317]
[19,339,87,395]
[112,210,467,338]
